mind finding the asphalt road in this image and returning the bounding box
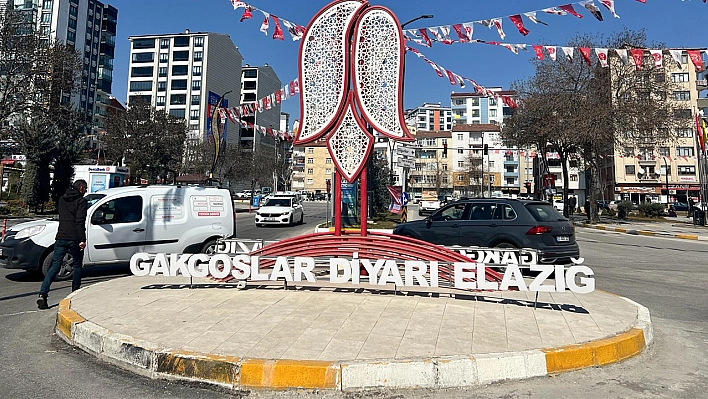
[1,205,706,398]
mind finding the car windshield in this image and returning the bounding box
[525,203,567,222]
[85,194,105,208]
[264,198,292,207]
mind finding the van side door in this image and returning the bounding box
[87,194,147,263]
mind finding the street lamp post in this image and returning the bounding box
[662,156,670,208]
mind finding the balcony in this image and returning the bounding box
[638,158,657,166]
[697,79,707,91]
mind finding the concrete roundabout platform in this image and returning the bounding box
[56,276,652,392]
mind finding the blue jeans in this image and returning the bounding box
[40,239,84,296]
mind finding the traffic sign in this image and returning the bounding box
[397,157,415,168]
[396,146,415,158]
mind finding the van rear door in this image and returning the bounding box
[87,193,147,263]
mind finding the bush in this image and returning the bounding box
[637,202,665,218]
[617,200,634,219]
[604,207,616,217]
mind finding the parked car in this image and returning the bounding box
[413,194,423,204]
[393,198,579,264]
[596,200,612,210]
[255,196,304,227]
[235,190,252,199]
[419,196,441,216]
[0,185,235,280]
[670,202,689,212]
[552,199,565,212]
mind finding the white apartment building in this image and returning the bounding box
[10,0,118,139]
[127,31,243,146]
[450,88,515,126]
[404,103,453,132]
[240,64,281,151]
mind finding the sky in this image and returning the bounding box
[106,0,708,128]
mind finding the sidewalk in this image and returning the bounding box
[55,276,652,391]
[573,216,708,241]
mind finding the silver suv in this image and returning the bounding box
[393,198,580,264]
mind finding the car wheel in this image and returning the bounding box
[299,212,304,225]
[255,223,262,227]
[289,216,294,227]
[495,242,518,249]
[200,239,218,255]
[41,248,74,281]
[418,211,423,216]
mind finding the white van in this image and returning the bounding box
[0,185,234,279]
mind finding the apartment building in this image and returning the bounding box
[611,55,707,205]
[451,124,509,197]
[404,103,453,132]
[408,130,453,196]
[127,31,243,147]
[240,64,281,151]
[10,0,118,138]
[450,88,515,126]
[298,141,332,194]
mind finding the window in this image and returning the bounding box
[93,196,143,224]
[326,158,332,164]
[69,4,78,17]
[442,164,448,171]
[128,95,151,104]
[158,67,167,77]
[506,166,515,173]
[155,96,166,106]
[326,168,332,174]
[307,179,313,185]
[307,168,313,175]
[489,109,497,117]
[191,95,200,105]
[189,109,199,120]
[194,36,204,47]
[661,165,671,176]
[129,81,152,91]
[191,80,201,90]
[43,0,52,10]
[157,81,166,92]
[243,93,256,102]
[506,178,514,185]
[457,160,464,168]
[672,91,690,101]
[193,51,203,62]
[173,51,189,61]
[171,65,188,76]
[41,12,51,23]
[457,134,464,140]
[626,165,636,175]
[243,81,257,90]
[307,148,314,153]
[307,158,314,164]
[457,149,464,154]
[676,128,692,138]
[160,38,170,48]
[169,109,185,118]
[678,166,695,175]
[171,79,187,90]
[130,66,153,77]
[66,31,75,42]
[672,73,689,82]
[488,161,495,168]
[159,53,169,63]
[173,36,189,47]
[674,109,692,119]
[457,174,464,182]
[469,203,496,221]
[192,66,202,76]
[132,38,155,49]
[659,147,670,157]
[189,124,199,131]
[131,52,154,63]
[570,175,579,182]
[170,94,186,105]
[243,69,257,78]
[676,147,694,157]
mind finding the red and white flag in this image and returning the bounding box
[559,4,584,18]
[418,28,432,47]
[524,11,547,25]
[275,90,281,104]
[259,11,270,35]
[595,48,609,67]
[630,49,644,70]
[289,81,295,96]
[561,47,574,62]
[445,70,457,85]
[615,49,629,65]
[452,24,471,42]
[271,15,284,41]
[545,46,557,61]
[669,49,683,69]
[438,26,454,44]
[292,78,300,94]
[599,0,620,18]
[687,50,704,71]
[532,45,544,60]
[542,7,566,15]
[509,15,529,36]
[579,47,592,66]
[649,49,663,68]
[239,6,253,22]
[579,0,603,21]
[491,18,505,40]
[281,19,302,41]
[231,1,247,9]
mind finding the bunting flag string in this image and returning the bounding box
[230,1,305,41]
[405,46,518,109]
[405,0,704,47]
[216,103,294,141]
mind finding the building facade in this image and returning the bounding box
[404,103,453,132]
[450,88,515,126]
[127,31,243,147]
[10,0,118,137]
[240,64,281,151]
[408,130,453,197]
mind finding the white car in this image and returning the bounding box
[553,199,565,212]
[255,196,304,227]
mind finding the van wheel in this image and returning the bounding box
[200,239,218,255]
[41,249,74,281]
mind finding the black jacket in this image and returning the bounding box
[55,188,87,242]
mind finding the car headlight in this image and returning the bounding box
[14,225,46,240]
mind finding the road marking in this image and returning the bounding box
[0,310,40,317]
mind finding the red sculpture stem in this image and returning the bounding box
[360,164,368,237]
[334,171,342,235]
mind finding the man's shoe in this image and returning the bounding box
[37,296,48,310]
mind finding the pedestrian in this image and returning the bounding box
[569,196,577,215]
[37,180,88,310]
[584,199,591,221]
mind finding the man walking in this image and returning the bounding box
[569,196,577,216]
[37,180,88,310]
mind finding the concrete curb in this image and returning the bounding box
[574,222,708,241]
[56,294,653,392]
